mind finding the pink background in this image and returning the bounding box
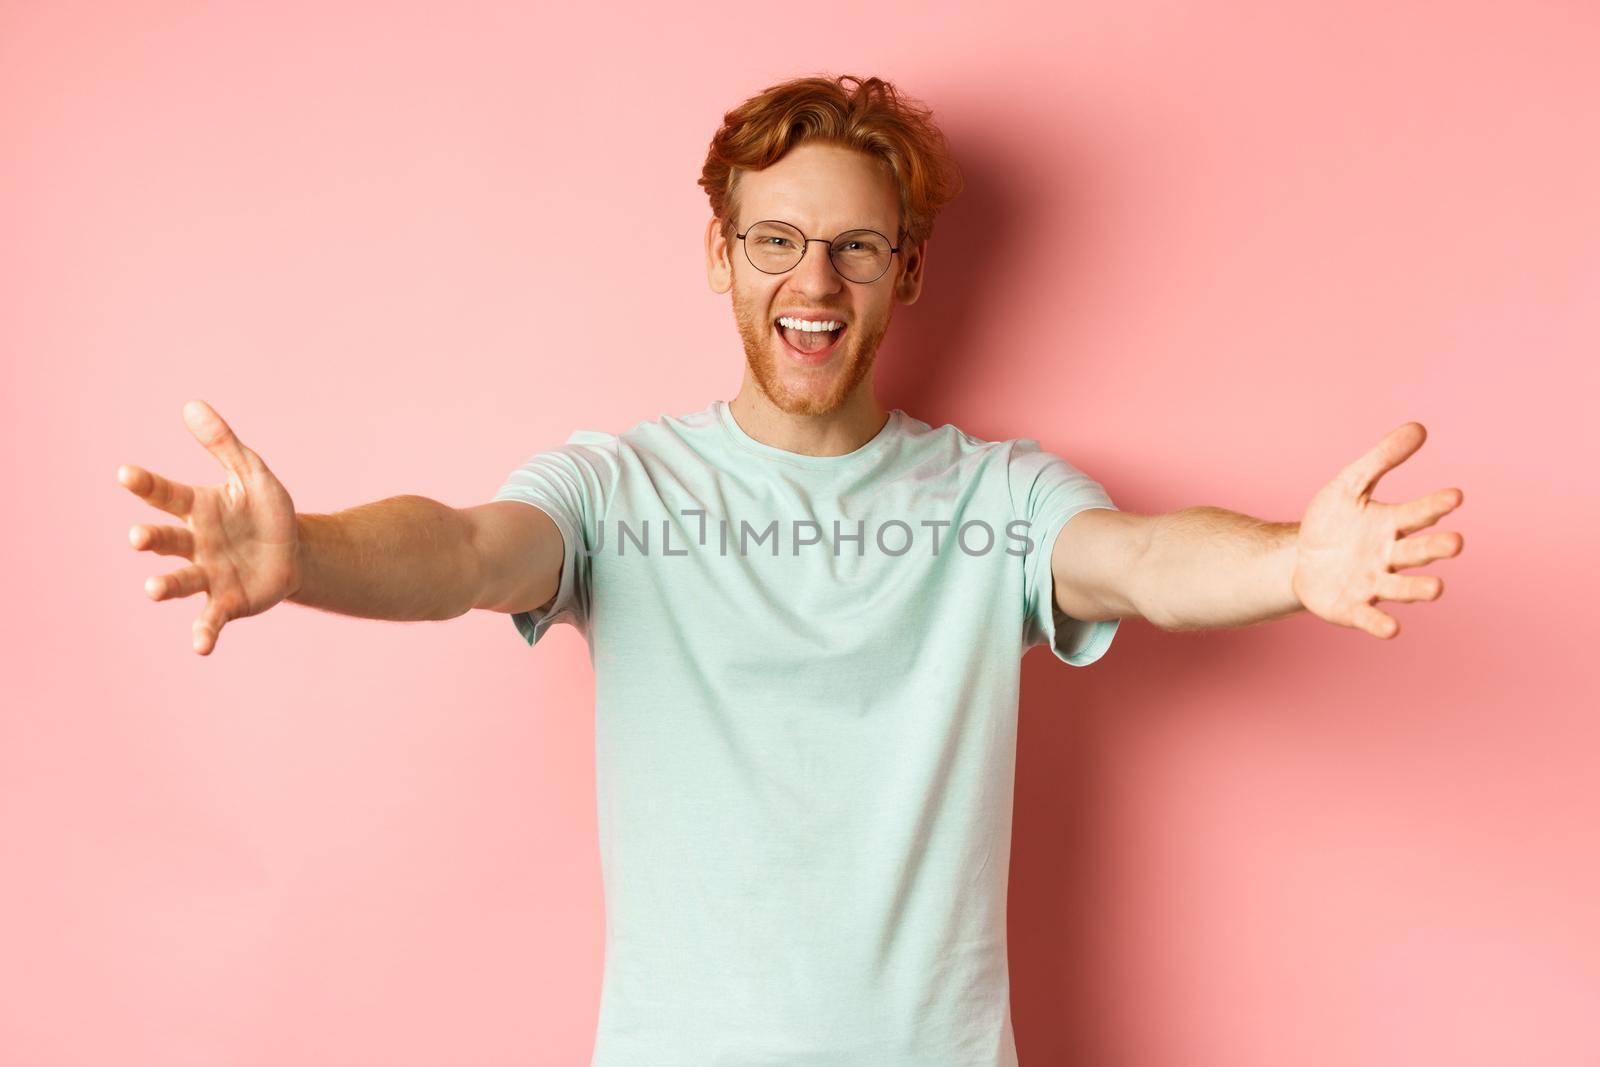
[4,1,1597,1063]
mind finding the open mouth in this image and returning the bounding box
[774,316,848,362]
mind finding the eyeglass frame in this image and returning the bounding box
[734,219,903,284]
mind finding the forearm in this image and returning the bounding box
[1135,506,1303,632]
[288,495,481,622]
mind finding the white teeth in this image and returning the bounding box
[777,316,843,332]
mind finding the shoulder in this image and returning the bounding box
[602,401,724,458]
[901,412,1066,467]
[889,414,1110,517]
[892,410,1020,471]
[545,402,714,467]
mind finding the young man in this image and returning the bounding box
[119,74,1464,1067]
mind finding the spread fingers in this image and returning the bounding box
[129,523,196,558]
[118,464,195,518]
[1389,530,1463,570]
[145,564,208,602]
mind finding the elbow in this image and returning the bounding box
[451,510,490,620]
[1126,516,1179,631]
[1133,589,1183,631]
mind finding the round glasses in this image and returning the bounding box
[735,220,901,284]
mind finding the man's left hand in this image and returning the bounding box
[1291,422,1465,639]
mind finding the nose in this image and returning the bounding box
[790,239,846,298]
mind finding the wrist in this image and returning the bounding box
[288,514,314,603]
[1279,521,1304,610]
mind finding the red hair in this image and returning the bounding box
[699,74,964,248]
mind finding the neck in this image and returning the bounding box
[727,383,889,458]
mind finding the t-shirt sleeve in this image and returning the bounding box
[489,430,619,648]
[1009,438,1122,667]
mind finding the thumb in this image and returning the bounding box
[183,400,257,477]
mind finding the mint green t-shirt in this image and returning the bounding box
[492,399,1120,1067]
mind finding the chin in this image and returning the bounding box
[770,383,846,418]
[758,337,877,418]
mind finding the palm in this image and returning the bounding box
[119,400,300,655]
[1291,422,1465,639]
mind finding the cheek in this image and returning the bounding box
[857,299,891,327]
[730,275,777,314]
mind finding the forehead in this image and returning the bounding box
[736,141,900,234]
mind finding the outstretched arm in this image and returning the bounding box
[1051,422,1465,638]
[120,399,556,655]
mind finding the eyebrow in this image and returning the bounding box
[746,218,896,237]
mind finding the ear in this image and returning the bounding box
[894,236,927,305]
[706,217,733,294]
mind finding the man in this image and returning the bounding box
[118,74,1464,1066]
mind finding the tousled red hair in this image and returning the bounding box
[699,74,964,248]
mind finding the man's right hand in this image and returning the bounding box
[119,400,301,656]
